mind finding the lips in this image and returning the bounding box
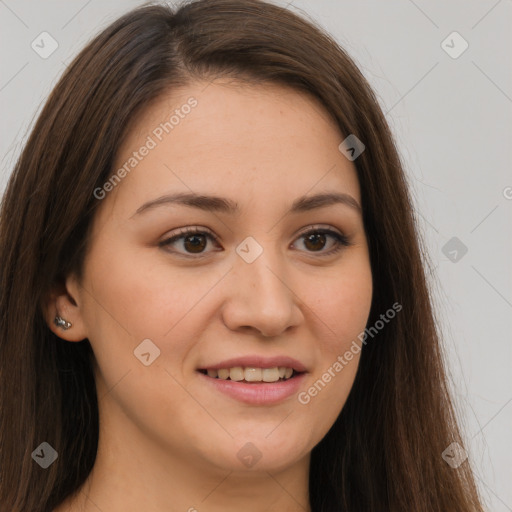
[197,355,308,374]
[197,367,307,405]
[196,355,308,404]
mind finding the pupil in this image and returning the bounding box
[305,233,325,251]
[185,235,206,253]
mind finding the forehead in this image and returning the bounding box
[100,79,361,219]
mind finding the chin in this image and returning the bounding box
[197,433,311,473]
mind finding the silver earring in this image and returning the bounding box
[54,315,72,330]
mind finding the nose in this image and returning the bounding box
[221,249,304,337]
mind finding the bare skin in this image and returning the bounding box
[47,79,373,512]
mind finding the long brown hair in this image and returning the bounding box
[0,1,485,510]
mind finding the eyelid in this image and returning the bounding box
[166,225,217,239]
[294,223,344,239]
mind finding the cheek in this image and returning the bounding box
[80,241,237,407]
[309,260,373,352]
[80,247,219,445]
[78,241,190,386]
[297,262,372,431]
[83,237,209,338]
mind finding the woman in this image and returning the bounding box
[0,1,485,511]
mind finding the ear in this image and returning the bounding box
[42,273,89,342]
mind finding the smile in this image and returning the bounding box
[196,367,306,405]
[198,366,298,382]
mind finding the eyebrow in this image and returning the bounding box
[131,191,362,218]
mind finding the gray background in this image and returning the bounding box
[1,1,510,510]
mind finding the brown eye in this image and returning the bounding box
[182,233,208,253]
[293,228,350,255]
[159,228,219,256]
[159,226,350,258]
[303,232,327,251]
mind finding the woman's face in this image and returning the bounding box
[63,80,372,473]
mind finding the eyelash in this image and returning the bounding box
[159,225,351,258]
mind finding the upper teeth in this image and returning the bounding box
[205,366,294,382]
